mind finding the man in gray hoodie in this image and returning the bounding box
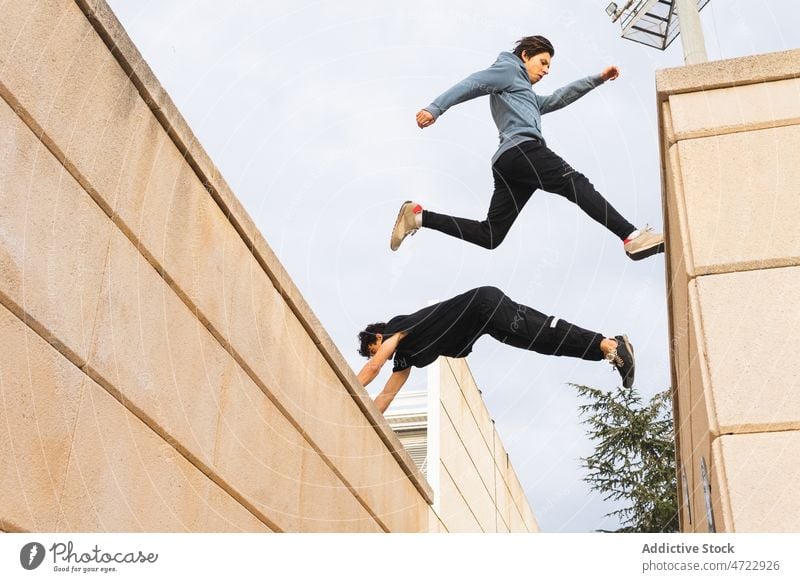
[390,35,664,261]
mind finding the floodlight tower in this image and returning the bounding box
[605,0,709,64]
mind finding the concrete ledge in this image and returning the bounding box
[656,48,800,100]
[667,78,800,142]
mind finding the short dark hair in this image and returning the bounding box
[513,35,555,59]
[357,322,387,358]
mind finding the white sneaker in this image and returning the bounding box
[623,226,665,261]
[390,201,423,251]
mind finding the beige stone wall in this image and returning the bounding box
[658,49,800,532]
[0,0,432,532]
[428,358,538,532]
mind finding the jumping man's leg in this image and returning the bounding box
[513,141,665,261]
[474,286,636,387]
[389,148,533,251]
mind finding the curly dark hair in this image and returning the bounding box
[357,322,387,358]
[512,35,555,59]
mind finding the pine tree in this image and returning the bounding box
[573,384,679,533]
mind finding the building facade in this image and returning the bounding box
[387,359,539,533]
[659,48,800,532]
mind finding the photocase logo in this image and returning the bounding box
[20,542,46,570]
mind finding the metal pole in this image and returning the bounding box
[675,0,708,64]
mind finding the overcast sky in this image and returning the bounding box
[106,0,798,532]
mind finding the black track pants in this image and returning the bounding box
[472,286,604,361]
[422,139,636,248]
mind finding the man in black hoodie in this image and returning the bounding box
[356,286,634,413]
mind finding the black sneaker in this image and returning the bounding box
[606,335,635,388]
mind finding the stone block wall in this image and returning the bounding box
[0,0,431,532]
[658,49,800,532]
[427,358,538,533]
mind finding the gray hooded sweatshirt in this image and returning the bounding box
[424,51,605,164]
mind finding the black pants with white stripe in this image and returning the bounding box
[422,139,636,249]
[473,286,604,361]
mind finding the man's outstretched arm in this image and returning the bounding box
[537,65,620,114]
[356,332,405,387]
[418,58,517,128]
[374,368,411,413]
